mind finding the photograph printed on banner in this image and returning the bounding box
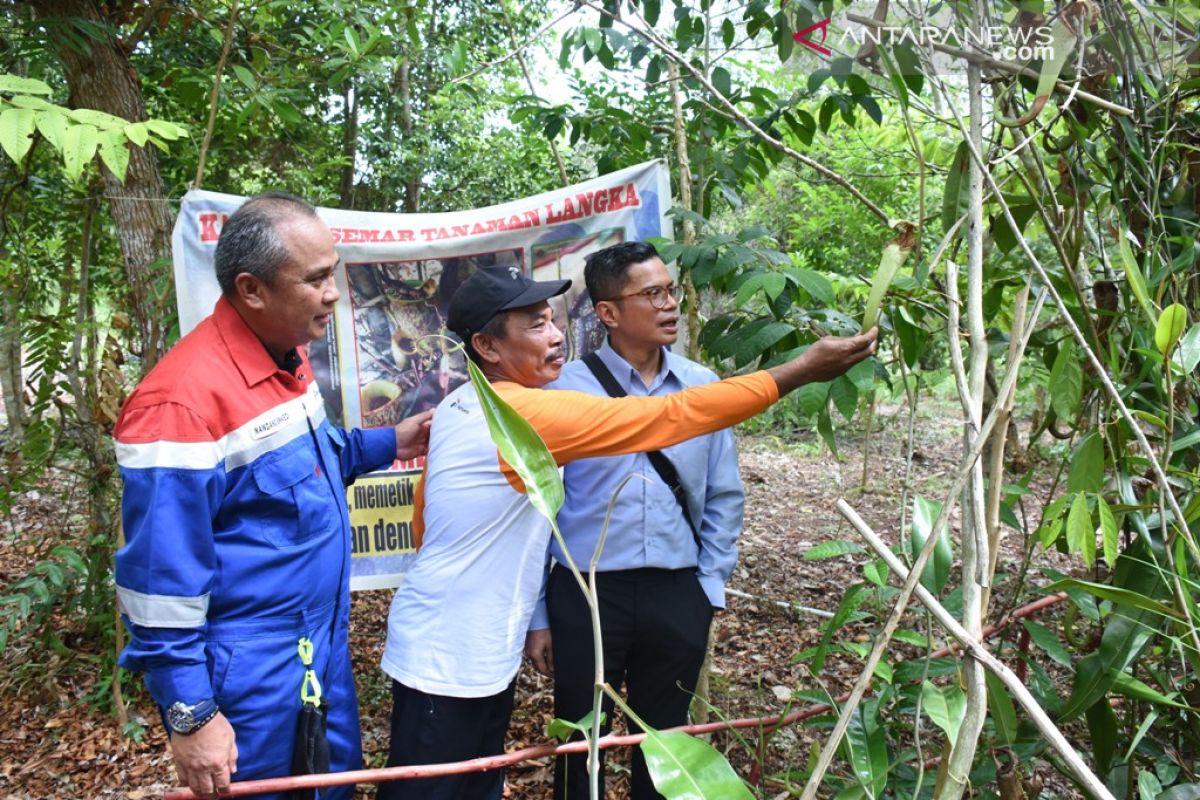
[531,226,624,360]
[344,248,524,427]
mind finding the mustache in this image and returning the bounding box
[546,348,566,363]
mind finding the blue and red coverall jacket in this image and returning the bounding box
[114,297,395,770]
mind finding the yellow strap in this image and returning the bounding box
[297,637,322,705]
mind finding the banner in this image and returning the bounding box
[172,159,673,589]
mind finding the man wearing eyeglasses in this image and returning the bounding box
[527,241,743,799]
[379,263,876,800]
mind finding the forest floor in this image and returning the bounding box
[0,399,1086,799]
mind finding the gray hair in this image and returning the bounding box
[214,192,318,295]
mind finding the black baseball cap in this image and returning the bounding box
[447,267,571,341]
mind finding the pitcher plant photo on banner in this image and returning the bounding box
[171,159,672,588]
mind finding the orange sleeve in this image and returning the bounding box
[498,370,779,465]
[410,466,426,548]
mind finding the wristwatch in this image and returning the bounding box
[166,698,220,736]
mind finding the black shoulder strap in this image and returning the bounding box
[581,352,700,546]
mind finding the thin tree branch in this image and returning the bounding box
[837,500,1117,800]
[194,0,239,190]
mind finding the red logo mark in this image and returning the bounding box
[793,18,832,56]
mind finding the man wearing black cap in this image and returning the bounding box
[378,266,877,800]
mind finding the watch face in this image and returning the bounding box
[167,702,195,733]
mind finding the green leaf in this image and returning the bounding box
[1022,620,1072,667]
[922,680,966,744]
[816,405,838,458]
[734,272,785,307]
[0,107,36,163]
[1066,432,1103,493]
[791,380,827,418]
[910,495,952,595]
[1159,783,1200,799]
[1049,341,1083,422]
[546,710,603,742]
[1112,672,1197,711]
[1097,495,1118,567]
[804,540,865,560]
[811,584,870,674]
[1139,770,1163,800]
[1118,229,1156,326]
[787,267,834,305]
[1154,303,1188,355]
[61,122,98,182]
[861,223,916,331]
[641,729,755,799]
[232,64,257,90]
[1065,492,1095,568]
[985,671,1018,745]
[1174,323,1200,373]
[68,107,126,129]
[144,118,188,140]
[466,359,563,522]
[711,66,732,98]
[941,142,970,233]
[1058,540,1162,721]
[829,374,858,421]
[842,698,888,798]
[863,559,889,587]
[35,110,68,149]
[0,74,53,95]
[122,121,148,148]
[1086,695,1118,774]
[98,128,129,183]
[1046,578,1181,620]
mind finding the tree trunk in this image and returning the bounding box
[0,276,25,445]
[31,0,175,370]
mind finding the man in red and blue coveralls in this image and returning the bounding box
[114,193,431,800]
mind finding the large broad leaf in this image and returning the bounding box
[61,122,98,183]
[466,359,563,521]
[640,729,754,800]
[1159,784,1200,799]
[1117,228,1157,326]
[1155,303,1189,355]
[921,680,966,744]
[1174,323,1200,374]
[0,74,53,95]
[1097,495,1119,567]
[1085,695,1118,774]
[1066,432,1104,493]
[546,709,604,742]
[860,221,917,331]
[1049,341,1083,422]
[1065,491,1096,568]
[1045,578,1181,620]
[98,128,129,183]
[941,142,970,233]
[909,495,952,595]
[1058,538,1165,721]
[0,107,36,164]
[985,671,1018,745]
[842,698,888,798]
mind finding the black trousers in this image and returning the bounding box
[548,565,714,800]
[377,678,516,800]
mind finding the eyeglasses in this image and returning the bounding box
[605,282,682,310]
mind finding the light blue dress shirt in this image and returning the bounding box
[530,340,745,629]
